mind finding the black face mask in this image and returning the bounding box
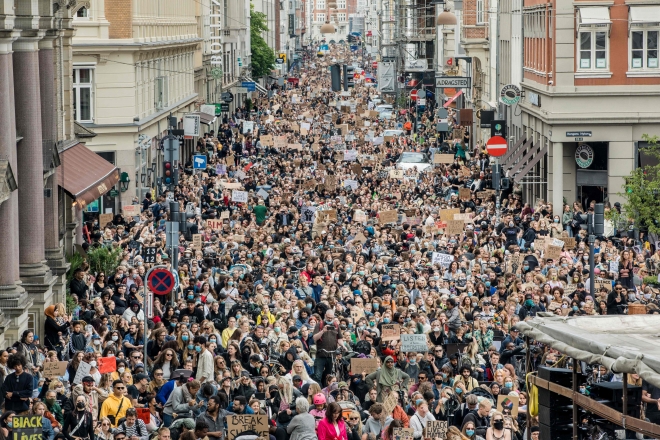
[76,402,86,410]
[493,421,504,430]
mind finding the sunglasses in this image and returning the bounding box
[349,417,360,420]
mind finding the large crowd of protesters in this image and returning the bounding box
[1,44,659,440]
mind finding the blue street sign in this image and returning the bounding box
[241,81,256,92]
[193,155,207,169]
[320,44,329,51]
[350,45,358,52]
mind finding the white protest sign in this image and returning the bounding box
[343,180,359,191]
[257,188,269,199]
[432,252,454,268]
[400,334,429,352]
[231,190,248,203]
[301,206,317,223]
[344,150,358,162]
[242,121,255,134]
[73,361,92,384]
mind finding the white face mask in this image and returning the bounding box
[90,361,97,367]
[93,340,101,345]
[433,327,441,332]
[118,367,125,373]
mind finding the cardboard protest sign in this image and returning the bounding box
[227,415,269,440]
[351,163,363,175]
[545,245,562,261]
[123,205,140,217]
[426,421,448,439]
[433,154,455,164]
[562,235,576,249]
[440,209,460,222]
[350,358,379,374]
[353,209,367,223]
[233,235,245,243]
[454,213,474,223]
[43,360,68,378]
[381,324,401,341]
[393,428,414,440]
[99,213,113,227]
[192,234,203,250]
[378,210,398,225]
[207,219,223,230]
[458,187,471,199]
[261,135,273,145]
[595,279,613,291]
[400,334,428,352]
[446,220,464,236]
[497,394,519,416]
[353,232,368,244]
[97,356,116,374]
[382,391,399,416]
[389,169,404,179]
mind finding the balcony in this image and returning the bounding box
[461,22,489,50]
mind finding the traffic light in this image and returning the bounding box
[347,35,355,43]
[343,64,355,90]
[492,164,501,191]
[501,177,510,190]
[163,161,174,186]
[330,64,341,92]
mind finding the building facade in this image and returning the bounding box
[507,0,660,213]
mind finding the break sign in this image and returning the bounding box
[486,135,508,157]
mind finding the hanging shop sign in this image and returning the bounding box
[575,144,594,168]
[500,84,521,105]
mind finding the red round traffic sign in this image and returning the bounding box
[486,135,508,157]
[147,268,175,295]
[410,90,418,101]
[372,62,378,69]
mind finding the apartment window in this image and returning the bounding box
[578,30,607,69]
[155,76,168,110]
[223,0,228,27]
[337,0,346,8]
[316,0,325,10]
[631,29,659,69]
[476,0,485,24]
[316,13,326,22]
[73,67,93,122]
[338,12,346,21]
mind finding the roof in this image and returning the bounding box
[516,313,660,388]
[74,122,98,139]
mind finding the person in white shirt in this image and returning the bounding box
[194,336,214,384]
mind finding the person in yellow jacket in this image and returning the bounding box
[256,306,276,326]
[99,379,133,427]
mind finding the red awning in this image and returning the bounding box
[443,90,464,108]
[57,143,120,207]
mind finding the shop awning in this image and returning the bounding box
[443,90,463,108]
[577,7,611,32]
[241,76,269,94]
[57,143,119,207]
[629,6,660,27]
[191,111,216,126]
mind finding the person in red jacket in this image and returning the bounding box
[317,402,348,440]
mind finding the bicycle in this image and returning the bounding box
[318,347,354,383]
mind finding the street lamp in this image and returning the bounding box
[431,0,457,25]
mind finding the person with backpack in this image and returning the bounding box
[115,408,149,440]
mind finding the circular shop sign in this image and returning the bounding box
[575,144,594,168]
[500,84,521,106]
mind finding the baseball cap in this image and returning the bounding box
[135,373,149,382]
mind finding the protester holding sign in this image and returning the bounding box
[365,357,410,402]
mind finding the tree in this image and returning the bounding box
[617,134,660,235]
[250,3,275,79]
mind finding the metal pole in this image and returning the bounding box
[572,358,578,440]
[143,264,168,364]
[525,335,531,440]
[588,213,595,299]
[623,373,628,417]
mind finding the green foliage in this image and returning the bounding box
[644,276,660,286]
[246,98,253,112]
[250,3,275,79]
[619,134,660,235]
[86,246,123,277]
[65,252,85,314]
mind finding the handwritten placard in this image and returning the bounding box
[379,209,398,225]
[381,324,401,341]
[350,358,380,374]
[227,415,269,440]
[43,361,68,378]
[446,220,464,236]
[400,334,428,352]
[426,420,448,439]
[433,154,454,164]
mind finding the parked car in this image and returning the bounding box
[383,130,404,137]
[396,152,432,172]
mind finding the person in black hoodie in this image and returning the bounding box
[69,268,90,301]
[0,354,34,413]
[69,321,88,355]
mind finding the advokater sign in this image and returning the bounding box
[208,0,224,74]
[435,76,472,88]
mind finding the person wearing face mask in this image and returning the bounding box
[72,376,108,422]
[397,353,420,381]
[409,401,436,439]
[194,336,214,384]
[517,293,541,320]
[62,394,95,440]
[485,411,510,440]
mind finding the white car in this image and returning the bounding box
[396,152,432,172]
[375,104,393,113]
[378,110,394,120]
[383,129,404,137]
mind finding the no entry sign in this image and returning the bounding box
[147,269,175,295]
[486,135,508,157]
